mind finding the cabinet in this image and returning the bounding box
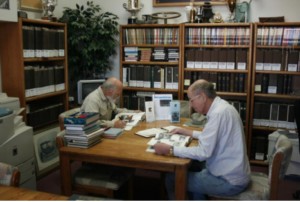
[182,23,253,154]
[249,22,300,165]
[0,18,69,130]
[120,24,182,111]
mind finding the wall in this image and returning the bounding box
[1,0,300,91]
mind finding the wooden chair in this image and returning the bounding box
[0,162,20,187]
[209,134,293,200]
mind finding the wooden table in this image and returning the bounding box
[59,119,194,200]
[0,185,68,200]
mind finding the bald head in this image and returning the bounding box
[101,77,123,101]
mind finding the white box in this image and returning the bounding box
[268,130,300,176]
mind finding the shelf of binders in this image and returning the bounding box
[120,24,182,110]
[249,22,300,165]
[182,23,253,155]
[0,18,68,130]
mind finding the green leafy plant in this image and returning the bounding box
[59,1,119,98]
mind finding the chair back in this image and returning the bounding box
[268,135,293,200]
[294,100,300,153]
[56,130,67,149]
[0,162,20,187]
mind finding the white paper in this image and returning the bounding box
[152,94,173,120]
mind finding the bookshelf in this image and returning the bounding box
[120,24,182,111]
[0,18,69,130]
[182,23,253,155]
[249,22,300,165]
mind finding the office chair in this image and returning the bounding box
[293,100,300,199]
[209,134,293,200]
[0,162,20,187]
[56,131,133,199]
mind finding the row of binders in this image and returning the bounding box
[124,47,179,62]
[257,26,300,46]
[255,74,299,95]
[24,65,65,97]
[123,27,179,45]
[256,49,300,72]
[123,65,178,89]
[185,48,247,70]
[184,71,247,93]
[253,102,296,129]
[22,25,65,58]
[185,27,250,45]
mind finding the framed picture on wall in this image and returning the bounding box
[0,0,17,22]
[20,0,42,12]
[153,0,226,7]
[33,126,60,176]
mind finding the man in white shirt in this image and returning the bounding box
[80,77,128,128]
[154,79,250,200]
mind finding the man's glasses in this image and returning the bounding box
[188,95,200,103]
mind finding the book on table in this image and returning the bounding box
[135,125,180,138]
[64,126,105,148]
[146,132,192,153]
[102,128,124,139]
[64,111,99,126]
[65,122,102,135]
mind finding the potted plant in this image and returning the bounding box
[58,1,119,100]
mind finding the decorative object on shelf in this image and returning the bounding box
[153,0,227,7]
[212,12,224,23]
[41,0,57,21]
[59,1,119,100]
[227,0,236,22]
[235,1,249,22]
[185,5,197,23]
[202,1,214,23]
[123,0,143,24]
[151,11,181,24]
[195,6,203,23]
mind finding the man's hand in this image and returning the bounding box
[171,127,193,137]
[114,120,126,128]
[153,143,172,155]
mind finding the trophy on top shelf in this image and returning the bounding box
[123,0,143,24]
[41,0,58,21]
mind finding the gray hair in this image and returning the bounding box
[191,80,216,99]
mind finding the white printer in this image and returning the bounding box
[0,93,36,189]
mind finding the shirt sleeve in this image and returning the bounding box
[174,113,221,161]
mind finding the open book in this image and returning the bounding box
[115,112,145,131]
[136,125,180,138]
[146,132,192,153]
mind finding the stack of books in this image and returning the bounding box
[63,111,104,148]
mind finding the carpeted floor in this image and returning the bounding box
[36,162,300,200]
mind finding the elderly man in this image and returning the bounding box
[154,79,250,200]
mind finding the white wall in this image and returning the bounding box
[1,0,300,91]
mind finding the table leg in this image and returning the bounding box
[60,153,72,196]
[174,165,187,200]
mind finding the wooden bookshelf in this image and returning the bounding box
[249,22,300,164]
[0,18,69,130]
[182,23,253,156]
[119,24,182,111]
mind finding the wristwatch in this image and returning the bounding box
[169,146,174,156]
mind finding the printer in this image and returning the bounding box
[0,93,36,189]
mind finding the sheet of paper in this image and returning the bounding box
[152,94,173,120]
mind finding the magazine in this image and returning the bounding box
[146,132,192,153]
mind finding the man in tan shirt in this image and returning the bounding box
[80,77,128,128]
